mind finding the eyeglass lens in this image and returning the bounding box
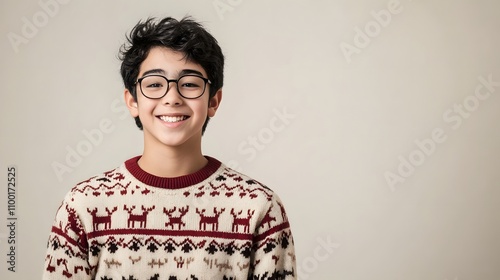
[140,75,207,99]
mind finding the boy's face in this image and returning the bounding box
[125,46,221,150]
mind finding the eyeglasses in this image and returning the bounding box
[136,74,211,99]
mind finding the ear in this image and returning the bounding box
[207,89,222,117]
[124,89,139,117]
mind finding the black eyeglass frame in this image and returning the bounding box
[135,74,211,100]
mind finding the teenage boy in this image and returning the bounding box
[43,17,296,279]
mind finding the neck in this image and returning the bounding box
[124,155,222,189]
[139,143,207,178]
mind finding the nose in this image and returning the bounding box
[162,81,183,105]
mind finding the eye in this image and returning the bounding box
[142,76,166,89]
[181,82,200,88]
[179,76,204,89]
[146,82,163,88]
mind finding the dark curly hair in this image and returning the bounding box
[119,16,224,133]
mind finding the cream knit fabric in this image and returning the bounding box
[43,156,296,279]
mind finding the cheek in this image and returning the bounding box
[137,100,157,117]
[194,105,209,118]
[192,98,210,113]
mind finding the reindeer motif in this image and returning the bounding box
[196,207,225,231]
[74,265,84,273]
[272,255,280,265]
[147,258,168,268]
[64,205,86,247]
[203,257,214,269]
[123,205,155,228]
[65,204,83,234]
[45,256,56,273]
[203,257,232,271]
[215,259,233,272]
[129,256,141,265]
[174,256,185,268]
[185,257,194,269]
[87,207,117,231]
[163,206,189,229]
[237,261,250,271]
[230,209,255,233]
[56,258,72,278]
[103,258,122,269]
[173,256,194,268]
[259,205,276,229]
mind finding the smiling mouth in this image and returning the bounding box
[158,115,190,123]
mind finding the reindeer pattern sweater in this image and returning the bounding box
[43,156,296,279]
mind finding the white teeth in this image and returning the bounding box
[159,116,187,123]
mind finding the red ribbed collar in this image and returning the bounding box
[124,156,222,189]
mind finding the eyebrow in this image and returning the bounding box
[178,69,204,77]
[139,68,205,78]
[140,68,165,77]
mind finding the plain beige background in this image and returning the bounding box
[1,0,499,279]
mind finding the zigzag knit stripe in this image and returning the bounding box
[87,228,253,240]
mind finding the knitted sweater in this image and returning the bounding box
[43,156,296,280]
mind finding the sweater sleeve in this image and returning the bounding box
[42,194,92,279]
[249,193,297,279]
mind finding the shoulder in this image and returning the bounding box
[212,164,290,215]
[65,164,128,201]
[215,166,293,237]
[208,163,291,223]
[213,164,277,200]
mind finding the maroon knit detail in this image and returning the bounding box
[51,226,79,247]
[253,222,291,243]
[87,228,253,241]
[124,156,221,189]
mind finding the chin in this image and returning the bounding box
[159,135,201,148]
